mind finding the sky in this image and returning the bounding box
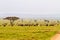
[0,0,60,19]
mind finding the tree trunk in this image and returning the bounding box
[10,20,14,26]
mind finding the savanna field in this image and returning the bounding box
[0,26,60,40]
[0,0,60,40]
[0,17,60,40]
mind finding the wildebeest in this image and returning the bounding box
[2,23,7,27]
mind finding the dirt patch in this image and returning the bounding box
[51,33,60,40]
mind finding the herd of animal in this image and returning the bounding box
[0,18,60,27]
[15,19,60,26]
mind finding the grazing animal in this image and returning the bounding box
[49,24,55,26]
[46,24,49,26]
[17,24,24,26]
[2,23,7,27]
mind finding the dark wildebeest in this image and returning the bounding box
[2,23,7,27]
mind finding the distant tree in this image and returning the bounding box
[34,19,37,22]
[44,20,49,23]
[3,16,19,26]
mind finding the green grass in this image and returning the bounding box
[0,26,60,40]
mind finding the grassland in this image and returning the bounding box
[0,26,60,40]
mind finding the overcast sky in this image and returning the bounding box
[0,0,60,19]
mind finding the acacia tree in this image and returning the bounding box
[4,16,19,26]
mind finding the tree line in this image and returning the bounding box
[0,16,60,27]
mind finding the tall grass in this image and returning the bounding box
[0,26,59,40]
